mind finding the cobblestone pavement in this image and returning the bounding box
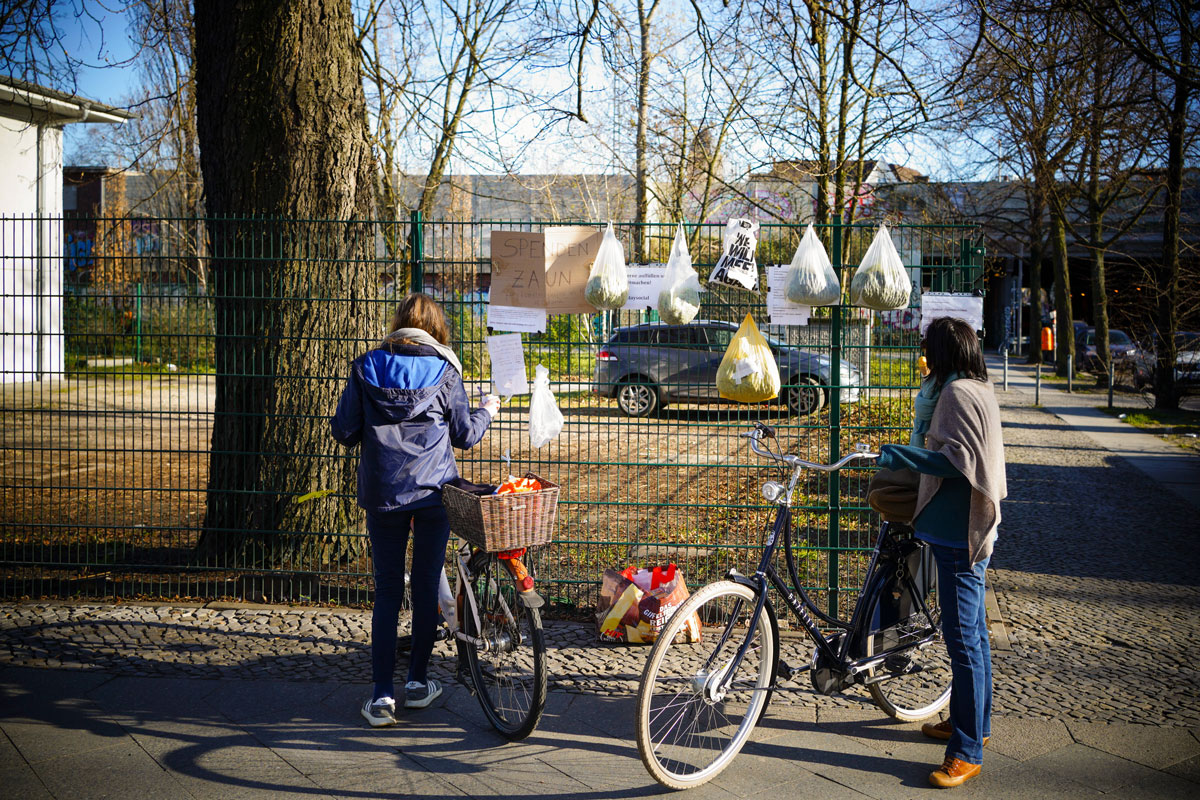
[2,371,1198,730]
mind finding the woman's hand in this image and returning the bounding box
[480,394,501,418]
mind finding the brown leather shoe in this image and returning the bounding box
[921,719,990,746]
[929,756,981,788]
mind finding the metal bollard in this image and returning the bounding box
[1003,348,1009,391]
[1067,355,1073,393]
[1108,359,1115,409]
[1035,361,1041,405]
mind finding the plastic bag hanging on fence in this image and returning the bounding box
[785,223,840,306]
[850,225,911,311]
[656,224,703,325]
[707,218,759,291]
[716,313,781,402]
[584,222,629,310]
[528,364,564,449]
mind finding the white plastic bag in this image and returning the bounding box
[656,225,703,325]
[850,225,911,311]
[585,222,629,310]
[785,223,840,306]
[528,363,564,448]
[708,218,759,291]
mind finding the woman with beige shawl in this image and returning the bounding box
[872,317,1006,789]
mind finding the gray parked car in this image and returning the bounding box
[594,320,863,417]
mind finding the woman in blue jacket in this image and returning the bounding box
[873,317,1006,788]
[331,293,499,726]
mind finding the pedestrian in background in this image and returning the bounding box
[330,292,499,726]
[872,316,1007,788]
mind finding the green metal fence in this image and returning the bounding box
[1,214,982,618]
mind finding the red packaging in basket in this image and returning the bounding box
[495,476,542,495]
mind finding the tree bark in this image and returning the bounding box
[1153,37,1189,409]
[1050,209,1074,377]
[193,0,377,568]
[1025,184,1045,365]
[634,0,658,258]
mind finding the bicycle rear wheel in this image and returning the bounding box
[462,556,547,740]
[863,558,952,721]
[636,580,777,790]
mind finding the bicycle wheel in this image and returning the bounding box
[462,556,547,740]
[863,559,952,721]
[636,580,777,790]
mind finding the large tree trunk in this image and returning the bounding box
[1153,46,1189,410]
[1025,184,1045,365]
[1050,209,1074,377]
[193,0,377,568]
[634,0,654,259]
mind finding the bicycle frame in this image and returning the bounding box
[451,541,538,652]
[716,438,941,694]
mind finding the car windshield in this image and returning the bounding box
[1110,330,1131,345]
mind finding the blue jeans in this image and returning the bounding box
[366,504,450,701]
[929,543,992,765]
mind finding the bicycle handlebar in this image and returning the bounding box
[741,427,879,470]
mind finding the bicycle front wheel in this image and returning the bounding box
[864,566,952,721]
[462,557,547,740]
[636,580,777,790]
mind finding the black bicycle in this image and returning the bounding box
[635,422,951,790]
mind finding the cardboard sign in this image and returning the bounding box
[490,231,545,309]
[544,226,603,314]
[490,227,600,314]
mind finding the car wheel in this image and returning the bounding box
[786,376,825,416]
[617,379,660,417]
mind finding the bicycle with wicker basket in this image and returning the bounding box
[432,472,558,739]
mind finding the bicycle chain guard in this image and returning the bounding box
[809,631,852,695]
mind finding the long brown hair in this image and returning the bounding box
[388,292,450,346]
[923,316,988,388]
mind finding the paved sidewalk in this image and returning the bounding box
[2,356,1199,798]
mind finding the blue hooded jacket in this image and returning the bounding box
[330,343,492,512]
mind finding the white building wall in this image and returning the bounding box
[0,118,64,382]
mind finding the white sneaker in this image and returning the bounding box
[404,679,443,709]
[361,696,397,727]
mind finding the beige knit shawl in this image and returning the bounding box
[912,378,1007,566]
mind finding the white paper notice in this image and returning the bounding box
[486,303,547,333]
[766,265,811,326]
[919,292,984,335]
[487,333,530,398]
[621,264,666,310]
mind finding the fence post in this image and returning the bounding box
[1003,346,1009,392]
[409,210,424,293]
[828,216,843,619]
[1067,355,1073,393]
[1035,361,1041,405]
[135,281,143,363]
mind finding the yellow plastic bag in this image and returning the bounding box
[716,313,781,402]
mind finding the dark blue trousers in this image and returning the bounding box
[929,544,992,765]
[366,504,450,701]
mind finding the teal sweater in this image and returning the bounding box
[876,443,970,548]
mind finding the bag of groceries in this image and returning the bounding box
[595,563,701,644]
[785,223,840,306]
[849,225,911,311]
[584,222,629,310]
[716,313,781,403]
[657,224,703,325]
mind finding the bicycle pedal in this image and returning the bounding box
[777,659,807,682]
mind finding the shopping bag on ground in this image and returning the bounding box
[785,223,840,306]
[657,224,703,325]
[850,225,911,311]
[584,222,629,310]
[528,364,564,448]
[716,313,781,402]
[595,564,701,644]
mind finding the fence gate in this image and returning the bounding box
[0,215,982,619]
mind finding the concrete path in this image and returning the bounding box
[2,353,1199,798]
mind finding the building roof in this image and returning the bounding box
[0,75,133,125]
[752,160,928,184]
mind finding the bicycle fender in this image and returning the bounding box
[518,589,545,609]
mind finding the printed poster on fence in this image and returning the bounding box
[919,292,984,335]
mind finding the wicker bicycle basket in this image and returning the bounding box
[441,473,560,552]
